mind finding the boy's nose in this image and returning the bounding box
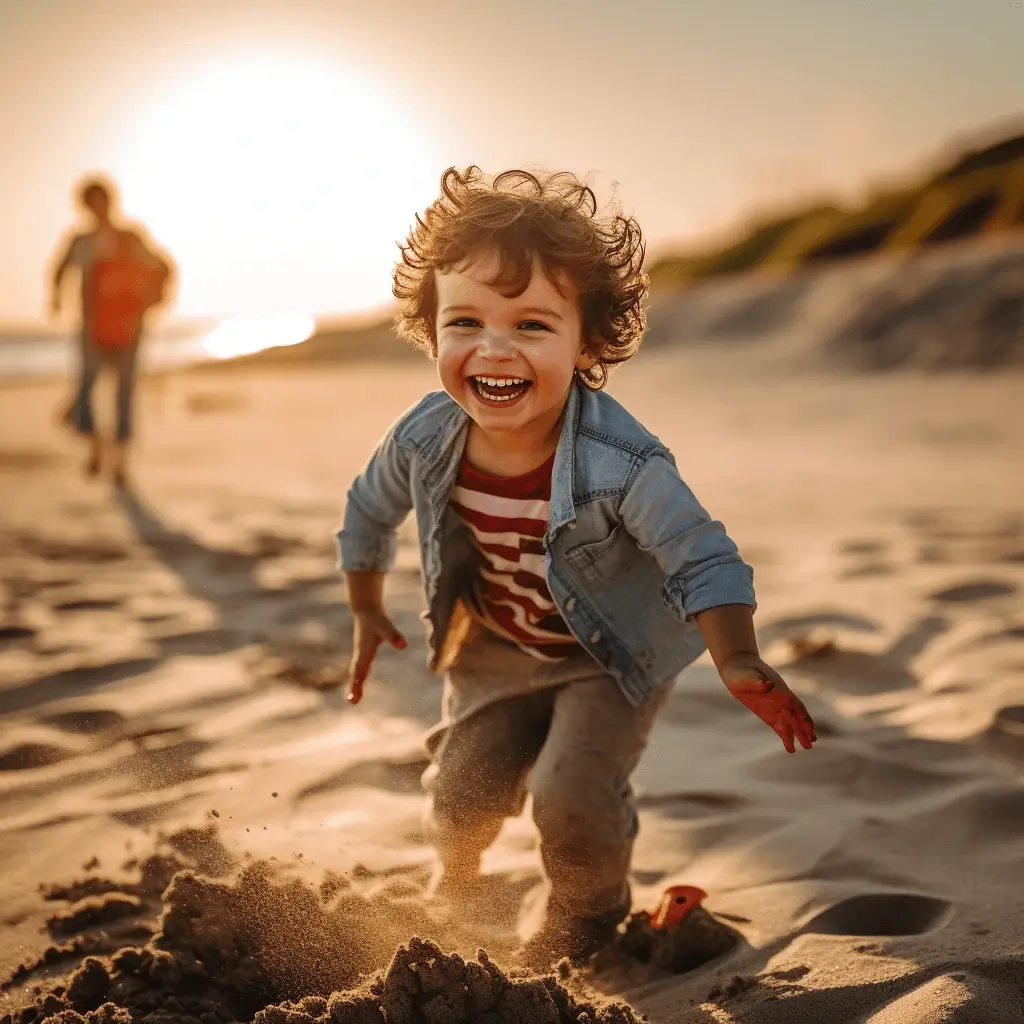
[475,329,516,360]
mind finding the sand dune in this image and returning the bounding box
[646,234,1024,372]
[0,340,1022,1022]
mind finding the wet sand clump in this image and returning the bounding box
[3,858,645,1024]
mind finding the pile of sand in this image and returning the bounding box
[2,842,648,1024]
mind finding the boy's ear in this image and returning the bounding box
[576,334,605,371]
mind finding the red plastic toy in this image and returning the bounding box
[647,884,709,934]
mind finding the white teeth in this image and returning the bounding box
[473,376,526,387]
[470,375,529,403]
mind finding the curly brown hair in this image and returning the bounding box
[393,166,648,390]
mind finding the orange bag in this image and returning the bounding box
[89,234,168,349]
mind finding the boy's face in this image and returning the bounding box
[434,249,596,445]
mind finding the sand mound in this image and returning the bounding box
[3,854,646,1024]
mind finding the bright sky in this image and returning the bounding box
[2,0,1022,324]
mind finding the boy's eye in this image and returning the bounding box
[446,317,481,329]
[518,320,552,333]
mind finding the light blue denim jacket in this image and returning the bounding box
[337,379,755,706]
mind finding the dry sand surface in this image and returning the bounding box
[0,344,1022,1023]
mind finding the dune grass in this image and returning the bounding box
[650,128,1024,291]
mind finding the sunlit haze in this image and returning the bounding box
[118,54,439,318]
[1,0,1022,324]
[202,312,317,360]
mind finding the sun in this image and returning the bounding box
[116,52,441,318]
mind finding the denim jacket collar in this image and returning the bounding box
[548,380,580,533]
[419,402,467,518]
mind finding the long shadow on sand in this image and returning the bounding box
[0,490,439,723]
[114,489,441,723]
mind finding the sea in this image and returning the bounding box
[0,313,317,379]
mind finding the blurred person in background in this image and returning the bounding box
[49,175,174,488]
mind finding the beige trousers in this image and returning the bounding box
[423,623,672,924]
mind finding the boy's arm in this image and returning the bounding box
[695,600,759,667]
[619,454,815,753]
[695,602,815,752]
[344,569,407,704]
[618,453,755,620]
[337,428,414,574]
[337,424,415,703]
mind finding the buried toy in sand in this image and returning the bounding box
[605,886,740,974]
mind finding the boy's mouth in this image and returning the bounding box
[469,375,532,405]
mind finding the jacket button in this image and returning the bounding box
[590,630,601,644]
[565,597,576,612]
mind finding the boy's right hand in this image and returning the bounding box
[347,608,406,705]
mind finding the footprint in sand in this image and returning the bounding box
[299,758,431,799]
[635,791,749,819]
[841,563,896,580]
[774,614,951,696]
[0,741,78,771]
[18,535,129,564]
[51,598,124,613]
[136,611,179,624]
[802,892,952,937]
[759,611,882,647]
[839,540,889,557]
[928,580,1018,604]
[0,624,36,643]
[0,448,60,472]
[903,510,1024,567]
[184,389,246,415]
[990,705,1024,737]
[39,708,125,733]
[838,538,897,579]
[983,705,1024,765]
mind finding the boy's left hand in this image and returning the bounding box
[719,653,816,753]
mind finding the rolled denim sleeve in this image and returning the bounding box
[619,453,755,620]
[337,427,414,573]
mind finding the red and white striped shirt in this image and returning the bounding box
[451,453,580,660]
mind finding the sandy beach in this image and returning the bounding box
[1,335,1023,1021]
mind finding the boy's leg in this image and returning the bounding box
[526,673,672,959]
[426,690,552,894]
